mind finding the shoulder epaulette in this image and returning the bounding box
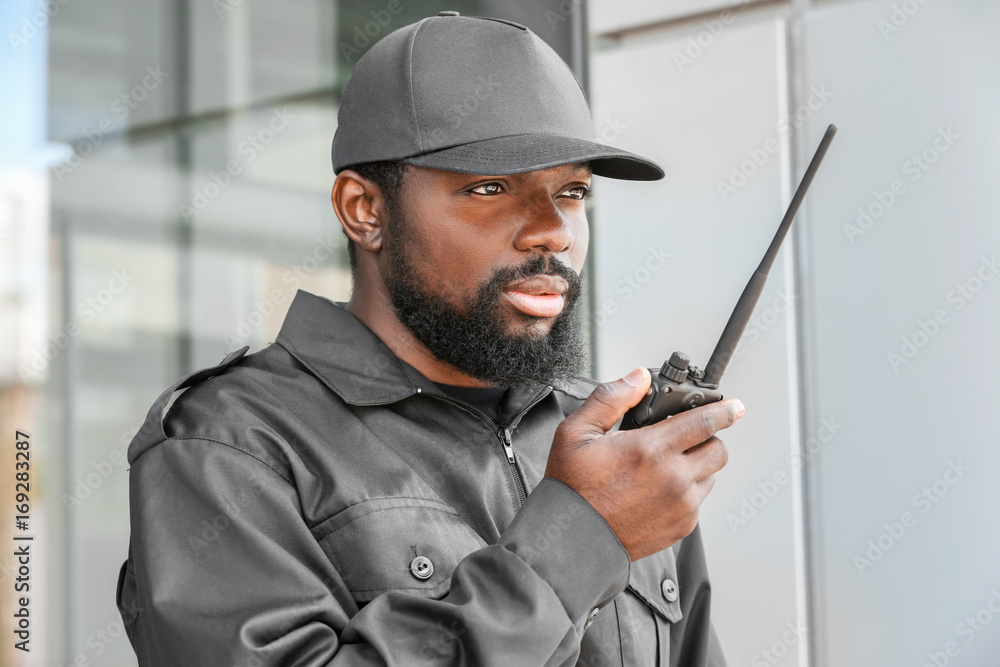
[126,346,250,465]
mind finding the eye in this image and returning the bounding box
[469,182,505,196]
[561,185,591,201]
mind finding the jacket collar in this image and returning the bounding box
[275,289,571,412]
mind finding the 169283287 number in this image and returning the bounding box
[15,431,31,531]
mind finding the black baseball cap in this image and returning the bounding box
[331,11,664,181]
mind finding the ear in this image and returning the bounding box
[331,170,388,255]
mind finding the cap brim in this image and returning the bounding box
[401,133,664,181]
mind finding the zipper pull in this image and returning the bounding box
[501,427,515,465]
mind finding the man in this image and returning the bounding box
[116,12,742,666]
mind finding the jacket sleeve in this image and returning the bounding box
[117,436,631,666]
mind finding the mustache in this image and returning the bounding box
[485,254,583,299]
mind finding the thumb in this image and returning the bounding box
[566,367,651,437]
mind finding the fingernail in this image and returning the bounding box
[734,400,745,420]
[624,367,646,386]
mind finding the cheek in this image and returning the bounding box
[402,223,497,296]
[404,193,504,280]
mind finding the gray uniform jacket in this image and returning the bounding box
[116,288,727,666]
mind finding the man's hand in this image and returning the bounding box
[545,367,744,562]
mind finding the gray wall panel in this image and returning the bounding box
[801,1,1000,665]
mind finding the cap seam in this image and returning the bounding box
[406,19,432,153]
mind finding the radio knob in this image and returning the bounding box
[660,352,690,383]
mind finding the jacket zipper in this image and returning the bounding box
[427,390,549,507]
[499,427,527,505]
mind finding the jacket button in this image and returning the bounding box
[585,607,599,628]
[410,556,434,580]
[661,577,678,602]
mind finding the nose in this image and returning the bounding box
[512,195,576,255]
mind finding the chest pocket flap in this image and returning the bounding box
[312,497,488,603]
[626,545,684,624]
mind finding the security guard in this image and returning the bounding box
[116,12,741,666]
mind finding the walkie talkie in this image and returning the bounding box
[620,124,837,431]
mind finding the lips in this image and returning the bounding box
[504,275,569,318]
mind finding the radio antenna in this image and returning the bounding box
[700,124,837,388]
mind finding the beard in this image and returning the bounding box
[382,211,587,388]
